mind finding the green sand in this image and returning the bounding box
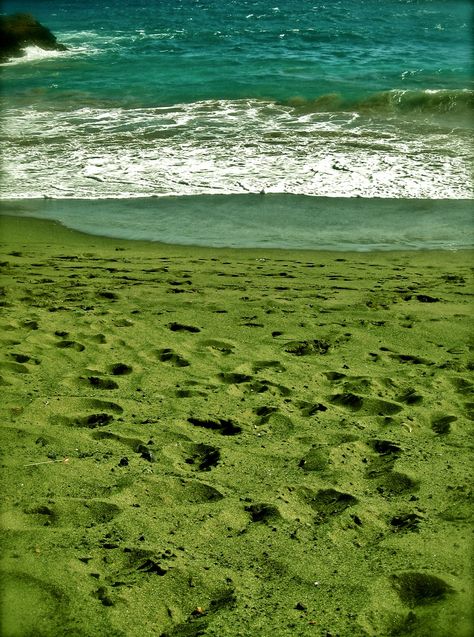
[0,215,472,636]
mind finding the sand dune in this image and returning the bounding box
[0,215,472,636]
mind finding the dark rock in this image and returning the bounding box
[0,13,67,62]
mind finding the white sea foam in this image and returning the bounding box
[1,99,472,200]
[2,45,66,65]
[1,42,98,66]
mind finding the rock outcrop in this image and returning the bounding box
[0,13,67,62]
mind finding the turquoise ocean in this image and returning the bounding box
[1,0,472,249]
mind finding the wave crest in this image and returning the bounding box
[286,89,474,116]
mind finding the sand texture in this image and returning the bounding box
[0,215,473,637]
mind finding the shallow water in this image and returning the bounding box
[2,195,472,251]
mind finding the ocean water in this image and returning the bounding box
[1,0,473,249]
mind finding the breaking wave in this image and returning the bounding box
[284,89,474,117]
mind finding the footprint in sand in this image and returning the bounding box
[55,339,86,352]
[330,392,402,416]
[157,348,190,367]
[188,417,242,436]
[171,477,225,503]
[254,405,279,425]
[390,572,453,608]
[245,502,282,524]
[168,322,201,333]
[181,443,221,471]
[175,381,208,398]
[298,445,330,472]
[451,377,472,395]
[298,487,358,523]
[109,363,133,375]
[25,499,120,528]
[284,339,330,356]
[390,512,423,532]
[397,388,423,405]
[366,439,419,496]
[298,401,328,416]
[86,376,119,390]
[246,379,292,396]
[8,353,40,365]
[0,361,30,374]
[390,353,432,366]
[49,412,114,429]
[217,371,252,384]
[199,339,235,355]
[97,290,119,301]
[252,360,286,373]
[431,414,457,435]
[49,398,123,428]
[160,588,236,637]
[90,428,156,462]
[22,319,39,330]
[1,573,66,636]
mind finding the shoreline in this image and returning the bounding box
[1,213,473,260]
[1,194,473,252]
[1,211,472,636]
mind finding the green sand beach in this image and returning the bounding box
[0,215,472,636]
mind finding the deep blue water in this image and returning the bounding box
[2,0,472,106]
[1,0,472,248]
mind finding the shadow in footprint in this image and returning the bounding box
[75,413,114,428]
[284,339,330,356]
[300,487,358,523]
[398,388,423,405]
[246,379,291,396]
[391,572,453,608]
[366,440,416,496]
[331,393,402,415]
[254,406,278,425]
[252,360,286,373]
[390,512,423,533]
[88,399,123,413]
[330,393,364,410]
[299,445,329,472]
[109,363,133,375]
[390,353,432,366]
[0,361,30,374]
[377,471,419,496]
[324,371,347,381]
[55,340,85,352]
[184,443,221,471]
[157,349,190,367]
[217,372,252,384]
[245,503,282,524]
[180,480,224,503]
[298,401,328,416]
[87,376,119,390]
[160,588,236,637]
[169,322,200,333]
[431,415,457,435]
[200,339,235,355]
[188,417,241,436]
[27,499,120,527]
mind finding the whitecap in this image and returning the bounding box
[1,99,472,201]
[2,45,66,65]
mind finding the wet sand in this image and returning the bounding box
[0,214,472,637]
